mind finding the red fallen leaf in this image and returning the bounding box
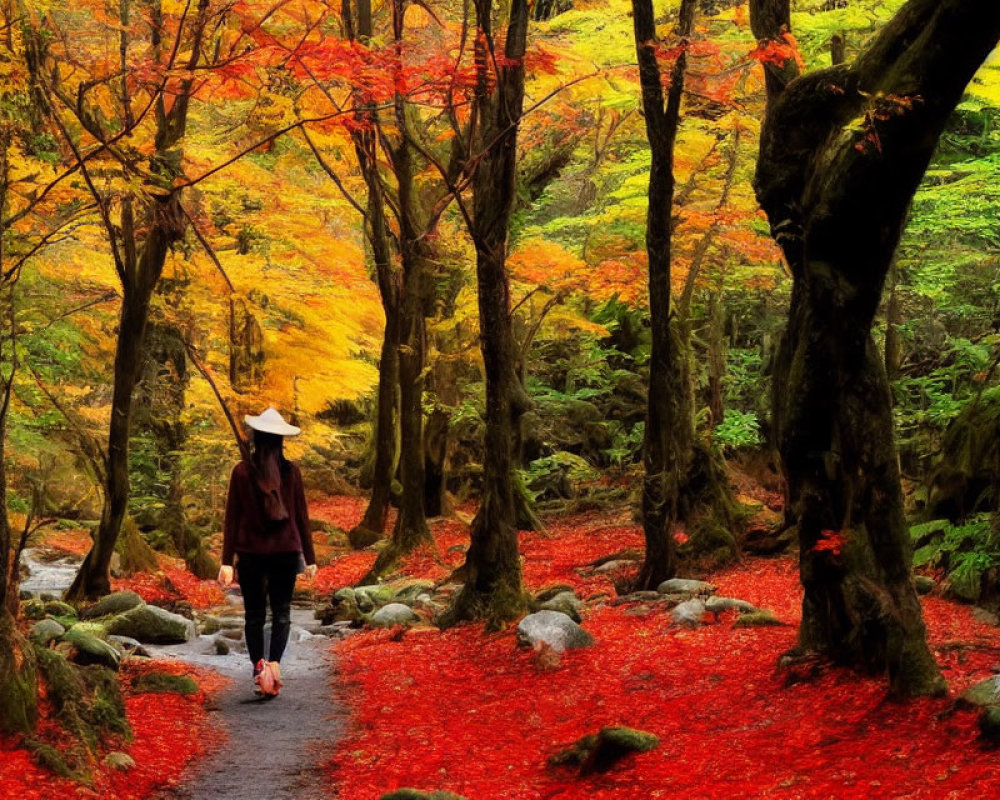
[813,529,847,556]
[327,551,1000,800]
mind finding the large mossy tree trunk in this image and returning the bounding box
[67,0,210,601]
[750,0,1000,696]
[631,0,697,590]
[444,0,532,628]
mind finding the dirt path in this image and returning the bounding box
[153,611,346,800]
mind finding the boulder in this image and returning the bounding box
[81,591,145,619]
[43,600,77,619]
[393,581,436,605]
[549,726,660,775]
[103,752,136,772]
[29,618,66,646]
[535,584,577,602]
[379,791,470,800]
[199,615,244,635]
[107,635,150,657]
[354,585,396,612]
[131,671,198,695]
[913,575,936,595]
[671,598,706,627]
[705,596,757,615]
[516,610,594,652]
[594,559,638,574]
[106,605,196,644]
[538,591,584,623]
[959,676,1000,708]
[657,578,716,595]
[370,603,419,628]
[61,627,121,671]
[733,610,783,627]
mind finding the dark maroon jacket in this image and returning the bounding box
[222,460,315,567]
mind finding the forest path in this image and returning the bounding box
[152,608,345,800]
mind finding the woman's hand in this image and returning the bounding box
[304,563,318,581]
[217,565,234,587]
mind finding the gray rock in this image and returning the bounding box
[538,591,584,623]
[671,598,706,627]
[913,575,936,595]
[199,615,244,635]
[370,603,419,627]
[617,591,663,603]
[705,596,757,615]
[972,607,1000,627]
[657,578,716,595]
[594,559,637,574]
[108,635,150,657]
[61,627,121,670]
[103,752,136,772]
[30,618,66,646]
[393,581,436,605]
[517,610,594,652]
[960,676,1000,708]
[81,591,145,619]
[106,604,196,644]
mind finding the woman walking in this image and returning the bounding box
[218,407,317,697]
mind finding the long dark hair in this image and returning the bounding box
[251,430,290,521]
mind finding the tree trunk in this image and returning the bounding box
[632,0,697,590]
[66,0,208,601]
[350,0,401,542]
[389,242,431,552]
[751,0,1000,696]
[443,0,531,627]
[354,310,399,538]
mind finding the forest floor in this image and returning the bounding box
[6,479,1000,799]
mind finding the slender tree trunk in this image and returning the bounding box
[0,130,37,735]
[392,241,431,550]
[350,0,401,541]
[751,0,1000,696]
[444,0,531,626]
[355,310,399,537]
[67,0,208,600]
[632,0,697,590]
[68,230,176,600]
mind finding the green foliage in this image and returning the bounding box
[911,515,1000,602]
[712,410,762,452]
[522,452,600,502]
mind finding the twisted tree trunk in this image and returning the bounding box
[750,0,1000,696]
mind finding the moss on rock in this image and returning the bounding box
[131,671,198,695]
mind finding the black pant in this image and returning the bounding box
[236,551,299,668]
